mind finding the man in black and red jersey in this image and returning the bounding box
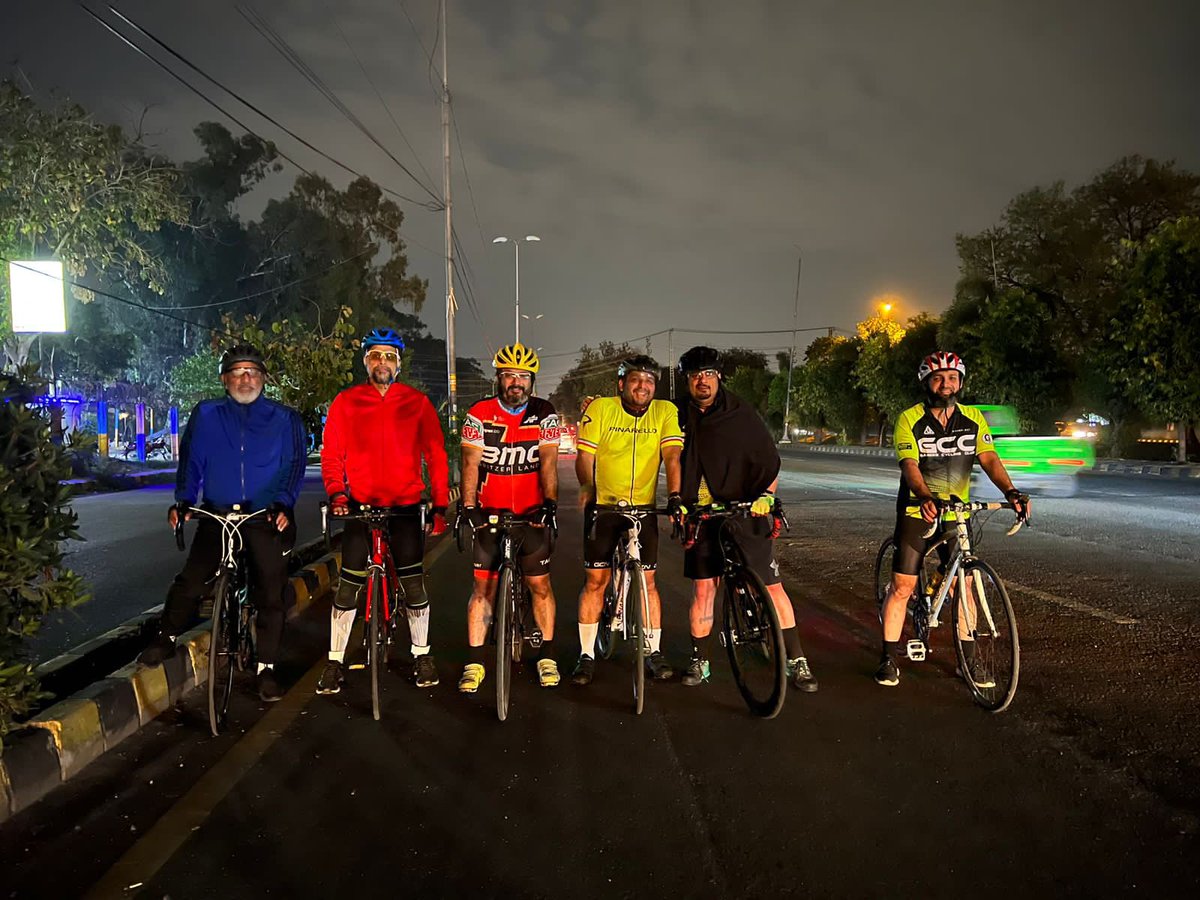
[316,327,450,696]
[457,343,562,692]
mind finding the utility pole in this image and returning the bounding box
[440,0,458,436]
[781,252,802,442]
[668,328,675,401]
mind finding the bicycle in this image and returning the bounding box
[872,498,1028,712]
[321,501,427,721]
[174,504,267,736]
[455,510,549,722]
[682,502,789,719]
[590,503,669,716]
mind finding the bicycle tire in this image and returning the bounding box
[207,571,236,736]
[495,563,516,721]
[369,571,385,722]
[873,537,895,623]
[235,584,256,673]
[630,563,646,716]
[596,563,622,660]
[723,567,787,719]
[951,559,1019,712]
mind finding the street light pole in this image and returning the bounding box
[492,235,541,344]
[781,251,802,443]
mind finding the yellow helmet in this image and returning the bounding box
[493,342,540,374]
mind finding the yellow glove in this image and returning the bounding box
[750,492,775,516]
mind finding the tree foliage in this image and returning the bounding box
[548,341,641,418]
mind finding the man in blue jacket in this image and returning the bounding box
[138,344,307,702]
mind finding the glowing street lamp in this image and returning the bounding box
[8,260,66,333]
[492,235,541,343]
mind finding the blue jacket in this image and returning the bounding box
[176,395,306,511]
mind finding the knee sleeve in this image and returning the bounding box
[334,568,367,611]
[399,573,428,610]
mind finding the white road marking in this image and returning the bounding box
[1007,581,1138,625]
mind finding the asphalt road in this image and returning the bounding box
[31,468,331,662]
[3,457,1198,898]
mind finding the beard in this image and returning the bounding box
[229,384,263,405]
[370,366,395,386]
[501,384,529,407]
[926,388,958,409]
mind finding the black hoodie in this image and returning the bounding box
[677,386,780,504]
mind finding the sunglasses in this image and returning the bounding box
[366,350,400,363]
[227,367,265,380]
[688,368,720,379]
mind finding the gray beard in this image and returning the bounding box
[230,387,262,405]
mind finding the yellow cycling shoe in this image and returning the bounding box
[458,663,485,693]
[537,658,561,688]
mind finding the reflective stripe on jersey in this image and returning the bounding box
[893,402,994,518]
[577,397,683,506]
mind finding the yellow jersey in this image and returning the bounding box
[577,397,684,505]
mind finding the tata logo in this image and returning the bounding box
[462,424,482,442]
[482,443,540,467]
[917,434,977,456]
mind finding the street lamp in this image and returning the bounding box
[492,234,541,343]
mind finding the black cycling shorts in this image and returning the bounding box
[584,509,659,571]
[340,507,426,577]
[684,515,782,586]
[473,518,552,577]
[891,515,970,577]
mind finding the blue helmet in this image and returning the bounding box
[362,327,405,352]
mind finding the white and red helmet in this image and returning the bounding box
[917,351,966,383]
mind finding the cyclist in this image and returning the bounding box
[457,343,562,693]
[672,346,818,692]
[875,351,1029,688]
[138,344,306,704]
[317,327,450,695]
[572,355,684,685]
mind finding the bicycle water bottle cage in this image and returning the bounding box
[906,640,927,662]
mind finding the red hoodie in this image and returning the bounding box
[321,382,449,507]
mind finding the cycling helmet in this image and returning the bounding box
[493,342,540,374]
[219,343,267,376]
[917,351,966,383]
[677,345,722,374]
[361,327,406,352]
[617,355,660,378]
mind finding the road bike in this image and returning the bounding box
[174,504,266,736]
[456,510,549,721]
[873,498,1027,712]
[683,502,788,719]
[322,502,426,721]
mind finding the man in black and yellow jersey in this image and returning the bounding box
[876,351,1029,688]
[571,355,684,685]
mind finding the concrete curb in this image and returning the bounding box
[65,468,178,495]
[0,551,341,824]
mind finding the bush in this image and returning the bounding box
[0,368,89,744]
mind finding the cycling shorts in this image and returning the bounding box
[472,519,552,577]
[684,515,781,586]
[339,507,426,577]
[584,508,659,571]
[891,514,972,577]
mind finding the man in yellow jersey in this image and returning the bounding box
[876,351,1029,688]
[571,355,684,685]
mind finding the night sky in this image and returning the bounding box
[5,1,1199,387]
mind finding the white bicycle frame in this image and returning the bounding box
[603,508,650,652]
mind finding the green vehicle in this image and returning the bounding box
[972,405,1095,498]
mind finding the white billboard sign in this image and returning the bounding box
[9,260,67,333]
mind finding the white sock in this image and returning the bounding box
[648,628,662,653]
[408,607,430,650]
[411,642,431,657]
[257,662,272,674]
[330,607,356,660]
[579,622,598,658]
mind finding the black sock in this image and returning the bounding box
[959,639,975,662]
[538,639,554,661]
[691,631,716,661]
[781,626,804,660]
[883,640,902,662]
[469,644,487,666]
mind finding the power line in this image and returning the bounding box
[450,102,488,249]
[397,0,444,99]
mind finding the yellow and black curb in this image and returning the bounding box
[0,550,342,825]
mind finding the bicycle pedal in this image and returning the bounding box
[528,629,544,649]
[906,640,927,662]
[347,662,367,670]
[718,632,728,649]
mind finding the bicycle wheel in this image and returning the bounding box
[235,587,256,673]
[596,563,623,660]
[951,559,1019,712]
[207,572,236,736]
[630,563,647,715]
[723,568,786,719]
[873,537,895,623]
[495,563,517,721]
[368,571,385,722]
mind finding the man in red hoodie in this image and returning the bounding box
[317,327,450,694]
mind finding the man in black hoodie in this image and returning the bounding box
[673,346,818,692]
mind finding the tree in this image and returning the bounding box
[0,81,188,367]
[1109,217,1200,462]
[549,341,640,418]
[0,368,88,742]
[167,349,222,412]
[795,335,867,442]
[854,314,939,442]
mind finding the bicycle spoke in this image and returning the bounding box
[953,560,1019,712]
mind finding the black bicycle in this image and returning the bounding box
[683,502,788,719]
[456,509,549,721]
[174,504,265,736]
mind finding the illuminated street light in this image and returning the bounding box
[492,235,541,343]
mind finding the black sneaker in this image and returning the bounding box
[571,654,596,686]
[413,654,439,688]
[681,657,711,686]
[787,656,819,692]
[257,668,283,702]
[316,660,345,695]
[957,658,996,689]
[874,656,900,687]
[645,651,675,681]
[138,632,177,666]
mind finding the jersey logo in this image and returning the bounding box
[580,414,592,427]
[897,441,913,451]
[917,434,977,456]
[481,443,540,468]
[462,423,482,442]
[981,432,993,445]
[923,426,935,435]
